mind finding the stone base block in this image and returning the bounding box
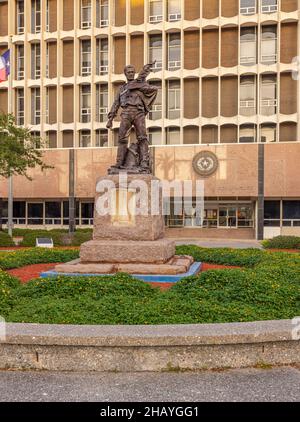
[80,239,176,264]
[54,256,195,276]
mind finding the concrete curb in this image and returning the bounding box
[0,320,299,372]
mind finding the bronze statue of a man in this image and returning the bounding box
[106,62,158,174]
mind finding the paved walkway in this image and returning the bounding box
[174,239,262,249]
[0,367,299,402]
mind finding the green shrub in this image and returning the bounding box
[0,270,20,314]
[20,231,64,247]
[176,245,264,267]
[262,236,300,250]
[20,229,92,247]
[2,261,299,324]
[0,248,79,270]
[0,232,15,247]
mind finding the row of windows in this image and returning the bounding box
[12,25,284,82]
[14,0,284,35]
[13,72,290,127]
[36,122,295,149]
[2,199,300,229]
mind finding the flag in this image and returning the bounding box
[0,50,10,83]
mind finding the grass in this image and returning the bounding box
[0,246,299,325]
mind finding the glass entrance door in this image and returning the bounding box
[218,207,238,228]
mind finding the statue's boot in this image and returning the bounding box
[138,138,150,172]
[114,143,128,168]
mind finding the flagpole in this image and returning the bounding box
[7,35,13,238]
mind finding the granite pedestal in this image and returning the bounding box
[49,175,199,281]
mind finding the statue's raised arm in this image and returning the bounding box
[136,60,156,83]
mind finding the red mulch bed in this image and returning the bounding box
[7,262,242,290]
[8,263,61,284]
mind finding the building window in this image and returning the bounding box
[283,201,300,227]
[45,202,62,225]
[239,124,257,143]
[149,35,163,71]
[264,200,280,226]
[260,123,277,142]
[97,0,109,27]
[149,0,163,23]
[167,0,181,22]
[46,0,50,32]
[96,38,108,75]
[81,0,92,29]
[148,127,162,145]
[31,88,41,125]
[167,33,181,70]
[46,88,49,124]
[17,0,25,34]
[28,202,43,225]
[240,75,256,116]
[31,43,41,79]
[81,203,94,225]
[149,81,162,120]
[96,84,108,122]
[166,127,180,145]
[261,74,277,115]
[13,202,26,225]
[16,44,24,80]
[237,206,254,227]
[31,0,41,33]
[240,0,256,15]
[261,0,278,14]
[80,130,91,147]
[81,40,91,76]
[80,85,91,123]
[46,43,49,78]
[16,88,24,126]
[240,27,257,66]
[261,25,277,65]
[96,129,108,147]
[47,131,57,148]
[167,80,180,119]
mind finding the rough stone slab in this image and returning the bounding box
[55,263,116,274]
[116,263,187,275]
[80,239,176,264]
[93,174,165,241]
[54,255,194,275]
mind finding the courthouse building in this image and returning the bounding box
[0,0,300,239]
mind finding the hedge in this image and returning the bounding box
[20,230,92,247]
[176,245,264,267]
[262,236,300,250]
[0,248,79,270]
[0,232,15,247]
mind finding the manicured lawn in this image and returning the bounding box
[0,246,299,325]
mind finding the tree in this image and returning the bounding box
[0,113,52,230]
